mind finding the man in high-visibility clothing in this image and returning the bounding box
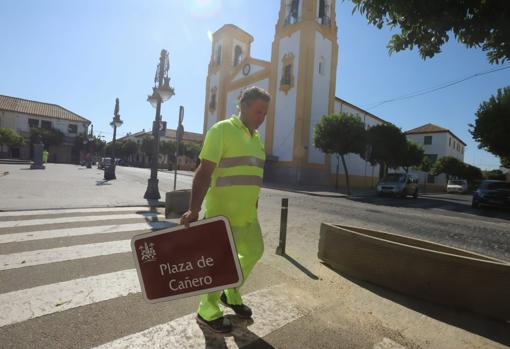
[181,86,271,333]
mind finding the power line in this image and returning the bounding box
[365,64,510,110]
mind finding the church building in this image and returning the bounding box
[203,0,386,187]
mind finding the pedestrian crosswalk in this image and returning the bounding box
[0,206,304,348]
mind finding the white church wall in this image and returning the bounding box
[308,31,332,164]
[207,72,220,130]
[232,63,266,82]
[225,78,269,145]
[273,31,300,162]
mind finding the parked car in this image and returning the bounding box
[446,179,468,193]
[472,180,510,208]
[376,173,419,198]
[97,157,112,170]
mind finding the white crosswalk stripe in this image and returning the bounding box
[0,269,140,327]
[0,240,131,271]
[0,207,302,348]
[0,212,163,228]
[0,221,172,244]
[0,207,150,218]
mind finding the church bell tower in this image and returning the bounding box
[266,0,339,184]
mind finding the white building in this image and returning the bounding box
[0,95,90,163]
[405,123,466,189]
[203,0,386,188]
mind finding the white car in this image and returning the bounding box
[446,179,468,193]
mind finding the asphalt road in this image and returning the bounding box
[1,164,510,348]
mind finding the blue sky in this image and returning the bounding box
[1,0,509,170]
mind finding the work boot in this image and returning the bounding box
[220,292,253,319]
[196,314,232,333]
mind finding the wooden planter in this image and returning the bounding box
[318,223,510,321]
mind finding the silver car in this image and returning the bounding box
[376,173,419,198]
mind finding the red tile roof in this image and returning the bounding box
[0,95,90,124]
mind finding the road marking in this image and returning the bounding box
[0,240,131,270]
[0,221,173,244]
[0,207,151,217]
[373,337,407,349]
[0,269,140,327]
[0,213,164,228]
[93,285,303,349]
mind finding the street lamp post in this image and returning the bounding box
[144,49,175,200]
[104,98,123,180]
[86,124,94,168]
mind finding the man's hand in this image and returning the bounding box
[180,209,199,228]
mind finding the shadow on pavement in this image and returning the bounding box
[281,253,319,280]
[349,195,510,221]
[324,264,510,347]
[96,180,112,186]
[198,315,275,349]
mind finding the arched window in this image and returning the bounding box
[318,0,331,25]
[234,45,243,66]
[285,0,299,24]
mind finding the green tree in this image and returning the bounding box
[469,87,510,166]
[160,140,176,169]
[401,140,425,173]
[462,163,483,183]
[351,0,510,63]
[118,139,138,160]
[484,169,506,180]
[30,128,64,149]
[183,142,201,160]
[364,123,407,174]
[141,136,153,156]
[432,156,465,180]
[0,128,25,148]
[314,113,366,194]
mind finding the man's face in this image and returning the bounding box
[243,98,269,130]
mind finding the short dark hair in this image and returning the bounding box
[240,87,271,108]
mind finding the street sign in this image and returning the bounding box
[131,216,243,303]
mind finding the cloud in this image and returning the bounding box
[207,30,213,42]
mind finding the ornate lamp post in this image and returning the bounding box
[144,49,175,200]
[104,98,123,180]
[86,124,94,168]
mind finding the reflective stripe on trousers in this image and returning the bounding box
[215,175,263,187]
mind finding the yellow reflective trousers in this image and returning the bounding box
[198,219,264,321]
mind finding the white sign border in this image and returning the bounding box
[131,216,244,303]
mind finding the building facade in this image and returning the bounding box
[0,95,90,163]
[203,0,385,187]
[405,123,466,188]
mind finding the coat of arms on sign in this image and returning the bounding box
[139,242,157,263]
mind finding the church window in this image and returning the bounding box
[318,57,325,75]
[318,0,331,25]
[208,86,217,113]
[215,45,222,65]
[285,0,299,25]
[234,45,243,66]
[280,53,295,95]
[283,65,291,84]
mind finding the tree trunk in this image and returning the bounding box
[335,155,340,190]
[340,154,351,196]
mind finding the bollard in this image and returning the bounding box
[276,198,288,256]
